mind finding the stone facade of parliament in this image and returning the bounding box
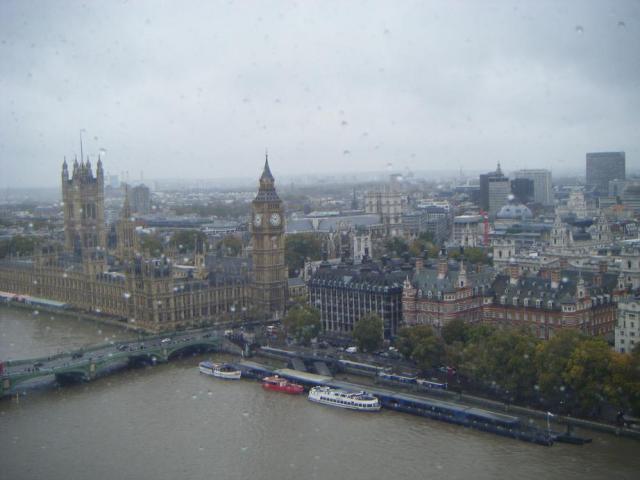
[0,156,287,332]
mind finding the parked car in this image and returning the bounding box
[345,346,358,354]
[161,338,171,344]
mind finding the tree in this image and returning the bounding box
[607,351,640,414]
[408,232,437,257]
[534,330,583,409]
[562,337,613,416]
[217,235,242,256]
[285,233,322,276]
[460,328,538,402]
[282,304,321,346]
[0,235,40,259]
[353,313,384,352]
[139,234,164,256]
[396,325,446,373]
[449,247,490,265]
[383,237,409,257]
[442,318,470,345]
[169,230,207,253]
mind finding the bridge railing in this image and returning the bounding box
[2,327,227,368]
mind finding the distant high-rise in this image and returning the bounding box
[479,163,510,216]
[511,178,534,204]
[513,169,553,205]
[586,152,625,195]
[131,184,151,214]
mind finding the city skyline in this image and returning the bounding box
[1,1,639,187]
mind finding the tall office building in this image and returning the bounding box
[131,184,151,214]
[513,169,553,205]
[586,152,625,195]
[479,163,510,216]
[511,178,534,204]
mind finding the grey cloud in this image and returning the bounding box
[0,0,639,187]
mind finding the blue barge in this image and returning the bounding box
[230,361,553,446]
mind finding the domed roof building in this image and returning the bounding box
[496,204,533,221]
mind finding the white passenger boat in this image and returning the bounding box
[198,361,242,380]
[308,386,381,411]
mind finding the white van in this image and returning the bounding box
[345,346,358,354]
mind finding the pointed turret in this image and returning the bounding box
[121,184,132,219]
[260,153,274,182]
[254,152,280,202]
[86,157,93,179]
[96,157,104,178]
[458,257,469,288]
[62,157,69,180]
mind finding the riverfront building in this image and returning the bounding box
[615,297,640,353]
[308,258,406,339]
[0,156,287,332]
[402,254,494,331]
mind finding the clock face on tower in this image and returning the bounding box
[253,213,263,227]
[269,213,281,226]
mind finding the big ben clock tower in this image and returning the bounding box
[251,154,287,316]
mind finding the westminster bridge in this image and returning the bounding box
[0,328,244,397]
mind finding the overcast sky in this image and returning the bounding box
[0,0,638,187]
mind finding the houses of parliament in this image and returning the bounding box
[0,156,288,332]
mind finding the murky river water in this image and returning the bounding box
[1,306,639,480]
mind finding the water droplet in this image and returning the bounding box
[341,120,348,127]
[192,395,197,399]
[343,150,351,155]
[199,447,204,451]
[617,20,626,29]
[241,447,248,451]
[207,391,213,396]
[242,412,249,417]
[575,25,584,34]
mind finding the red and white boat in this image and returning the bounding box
[261,375,304,394]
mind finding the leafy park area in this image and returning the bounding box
[396,320,640,419]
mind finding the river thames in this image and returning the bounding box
[1,306,639,480]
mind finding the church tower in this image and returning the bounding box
[61,156,106,256]
[251,154,287,316]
